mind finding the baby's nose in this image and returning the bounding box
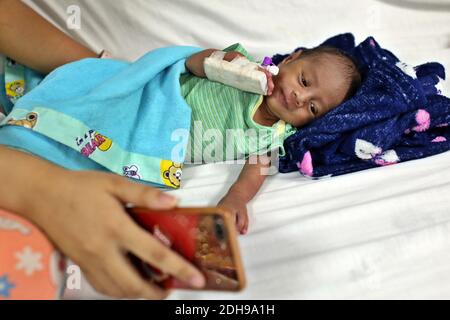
[292,91,308,108]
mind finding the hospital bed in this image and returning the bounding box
[23,0,450,299]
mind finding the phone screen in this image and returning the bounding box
[127,208,244,291]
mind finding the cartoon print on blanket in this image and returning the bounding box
[7,112,38,129]
[0,46,203,188]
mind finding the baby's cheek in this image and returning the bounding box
[289,111,309,128]
[272,74,285,88]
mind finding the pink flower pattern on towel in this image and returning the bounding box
[297,151,313,177]
[412,109,430,132]
[432,136,447,143]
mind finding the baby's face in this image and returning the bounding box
[265,52,349,127]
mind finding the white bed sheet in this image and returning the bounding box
[23,0,450,299]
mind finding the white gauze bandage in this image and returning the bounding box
[204,51,269,95]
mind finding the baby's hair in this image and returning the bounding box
[299,46,362,101]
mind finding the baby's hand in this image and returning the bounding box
[188,49,274,96]
[223,51,275,96]
[258,67,275,96]
[186,49,246,77]
[186,49,248,78]
[218,194,249,235]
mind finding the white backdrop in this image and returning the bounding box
[24,0,450,64]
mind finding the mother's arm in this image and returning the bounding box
[0,0,97,73]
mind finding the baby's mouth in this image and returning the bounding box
[281,89,295,111]
[277,89,289,110]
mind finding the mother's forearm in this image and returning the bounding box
[0,145,64,219]
[0,0,97,73]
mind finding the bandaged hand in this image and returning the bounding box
[186,49,274,95]
[186,49,244,77]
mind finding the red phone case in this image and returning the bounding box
[127,207,246,291]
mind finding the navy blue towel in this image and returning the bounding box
[275,33,450,178]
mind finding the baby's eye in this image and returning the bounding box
[300,74,308,87]
[310,102,318,116]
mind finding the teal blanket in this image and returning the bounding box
[0,46,202,188]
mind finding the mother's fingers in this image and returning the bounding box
[109,174,178,210]
[119,217,206,289]
[105,248,170,300]
[82,261,127,298]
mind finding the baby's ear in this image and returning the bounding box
[280,50,303,65]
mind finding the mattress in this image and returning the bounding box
[23,0,450,299]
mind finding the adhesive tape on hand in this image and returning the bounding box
[267,65,279,76]
[231,56,252,67]
[209,51,226,60]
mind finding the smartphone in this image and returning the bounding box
[126,207,246,291]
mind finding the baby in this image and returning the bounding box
[183,44,361,234]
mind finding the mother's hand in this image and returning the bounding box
[26,169,205,299]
